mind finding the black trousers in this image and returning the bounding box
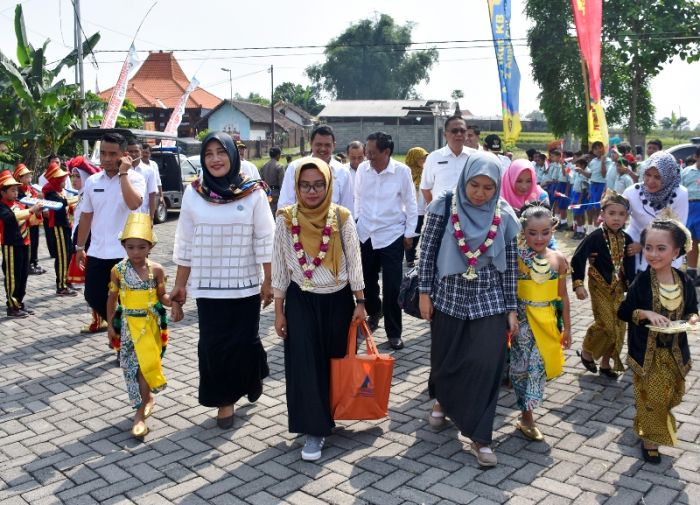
[84,257,121,320]
[404,215,424,264]
[29,226,39,264]
[360,235,404,341]
[43,220,56,258]
[52,227,73,290]
[2,244,29,309]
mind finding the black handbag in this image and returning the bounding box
[398,192,452,319]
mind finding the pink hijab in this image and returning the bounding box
[501,159,543,211]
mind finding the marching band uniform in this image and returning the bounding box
[14,164,46,275]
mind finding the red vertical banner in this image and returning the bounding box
[570,0,608,148]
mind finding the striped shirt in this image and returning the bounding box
[418,212,518,320]
[272,213,365,296]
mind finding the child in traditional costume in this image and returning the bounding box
[571,191,636,378]
[42,162,80,296]
[0,170,42,317]
[510,203,571,441]
[618,218,697,464]
[14,164,46,275]
[107,213,173,438]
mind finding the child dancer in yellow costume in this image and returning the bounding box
[509,203,571,441]
[107,213,174,438]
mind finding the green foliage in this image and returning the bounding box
[451,89,464,101]
[87,94,144,129]
[235,92,270,106]
[659,111,690,139]
[196,129,210,141]
[273,82,323,116]
[0,4,100,170]
[306,14,438,99]
[525,0,700,144]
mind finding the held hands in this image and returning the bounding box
[169,285,187,306]
[689,314,699,326]
[419,293,433,322]
[575,286,589,300]
[170,302,184,322]
[561,328,572,349]
[507,311,519,335]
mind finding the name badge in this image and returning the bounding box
[437,161,448,165]
[93,188,104,192]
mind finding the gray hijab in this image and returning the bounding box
[428,151,520,279]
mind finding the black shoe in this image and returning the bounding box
[641,443,661,464]
[20,305,35,315]
[6,308,29,318]
[114,351,121,367]
[56,288,78,297]
[367,314,382,332]
[556,222,569,231]
[577,350,598,373]
[388,338,404,350]
[216,415,235,429]
[599,367,620,380]
[29,264,45,275]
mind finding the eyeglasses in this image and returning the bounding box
[298,182,327,193]
[449,128,467,134]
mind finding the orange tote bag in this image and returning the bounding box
[330,320,395,420]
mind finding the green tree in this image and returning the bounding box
[525,0,699,144]
[87,95,144,129]
[235,92,270,106]
[659,111,690,139]
[0,4,100,170]
[273,81,323,115]
[306,14,438,99]
[450,89,464,101]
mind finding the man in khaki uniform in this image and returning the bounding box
[260,147,285,214]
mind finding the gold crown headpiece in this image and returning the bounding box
[119,213,157,246]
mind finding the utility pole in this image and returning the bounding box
[74,0,88,154]
[269,64,275,145]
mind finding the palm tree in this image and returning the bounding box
[659,111,690,140]
[0,4,100,170]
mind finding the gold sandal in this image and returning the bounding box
[144,399,155,419]
[516,422,544,441]
[132,421,149,439]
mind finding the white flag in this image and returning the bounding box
[100,44,139,129]
[161,77,199,147]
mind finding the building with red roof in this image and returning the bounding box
[99,51,221,138]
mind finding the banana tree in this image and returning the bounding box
[0,4,101,171]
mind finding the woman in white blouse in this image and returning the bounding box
[273,157,365,462]
[623,151,688,273]
[170,132,275,429]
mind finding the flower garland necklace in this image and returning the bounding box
[291,204,334,290]
[451,196,501,280]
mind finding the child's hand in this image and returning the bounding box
[575,286,588,300]
[689,314,699,325]
[170,302,184,323]
[627,243,642,256]
[561,329,572,349]
[107,326,117,340]
[642,310,670,327]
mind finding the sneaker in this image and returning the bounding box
[470,443,497,467]
[29,264,46,275]
[20,305,35,315]
[6,308,29,318]
[301,435,325,461]
[56,288,78,297]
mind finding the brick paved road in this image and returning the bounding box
[1,215,699,505]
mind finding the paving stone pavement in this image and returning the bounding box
[1,215,699,505]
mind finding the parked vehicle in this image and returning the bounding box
[666,137,700,165]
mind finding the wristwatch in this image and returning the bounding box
[355,298,366,304]
[118,172,128,177]
[75,245,85,252]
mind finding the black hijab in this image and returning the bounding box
[197,131,243,202]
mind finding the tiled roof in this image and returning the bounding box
[274,101,315,123]
[99,52,221,110]
[203,100,299,132]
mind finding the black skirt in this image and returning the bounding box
[284,282,354,437]
[429,310,507,445]
[196,296,269,408]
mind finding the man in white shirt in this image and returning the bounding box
[278,125,354,211]
[465,124,482,150]
[355,132,417,350]
[483,134,511,176]
[420,115,475,204]
[345,140,365,186]
[235,141,263,180]
[141,143,164,211]
[126,140,158,220]
[74,133,146,353]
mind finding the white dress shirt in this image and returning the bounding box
[278,157,354,211]
[420,145,475,200]
[133,163,159,214]
[354,158,418,249]
[142,159,162,187]
[81,170,146,259]
[241,159,261,180]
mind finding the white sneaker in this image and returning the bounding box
[301,435,325,461]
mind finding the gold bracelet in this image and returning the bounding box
[572,279,584,290]
[632,309,643,325]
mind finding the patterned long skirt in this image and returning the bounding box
[582,271,626,372]
[509,306,546,412]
